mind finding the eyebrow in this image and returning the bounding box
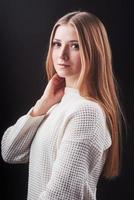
[53,39,78,43]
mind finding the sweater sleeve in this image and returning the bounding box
[1,107,47,164]
[38,103,112,200]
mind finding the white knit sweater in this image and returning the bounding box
[1,87,111,200]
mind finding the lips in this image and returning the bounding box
[58,63,70,66]
[57,63,70,69]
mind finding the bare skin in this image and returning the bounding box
[30,24,81,117]
[30,73,65,117]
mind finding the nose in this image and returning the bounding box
[59,45,69,60]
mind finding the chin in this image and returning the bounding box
[56,72,68,78]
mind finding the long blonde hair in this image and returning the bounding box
[45,11,125,179]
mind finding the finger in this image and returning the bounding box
[53,76,65,85]
[53,73,65,81]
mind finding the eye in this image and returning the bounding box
[71,43,79,50]
[52,41,61,48]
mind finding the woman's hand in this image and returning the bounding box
[31,73,65,116]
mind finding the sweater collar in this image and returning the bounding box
[64,87,80,95]
[60,87,80,103]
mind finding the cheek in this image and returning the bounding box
[51,50,57,64]
[73,52,81,63]
[78,56,81,65]
[76,56,82,74]
[74,54,81,69]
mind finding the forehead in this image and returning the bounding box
[53,24,78,41]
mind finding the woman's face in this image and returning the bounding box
[51,24,81,87]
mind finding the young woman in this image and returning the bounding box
[1,11,124,200]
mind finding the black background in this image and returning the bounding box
[0,0,133,199]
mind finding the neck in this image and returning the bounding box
[65,76,79,88]
[65,78,91,98]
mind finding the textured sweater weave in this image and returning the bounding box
[1,87,111,200]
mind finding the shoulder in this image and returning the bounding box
[62,99,110,145]
[64,99,107,138]
[71,99,106,123]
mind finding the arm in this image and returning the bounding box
[38,103,111,200]
[1,74,65,164]
[1,107,47,164]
